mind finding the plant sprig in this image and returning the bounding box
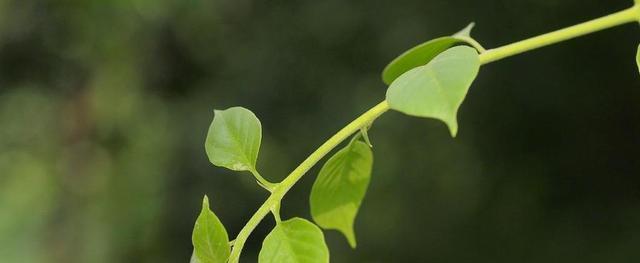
[192,3,640,263]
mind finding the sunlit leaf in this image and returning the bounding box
[382,23,481,85]
[259,218,329,263]
[192,196,230,263]
[310,140,373,248]
[205,107,262,172]
[386,46,480,137]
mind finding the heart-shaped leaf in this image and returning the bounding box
[310,140,373,248]
[192,196,230,263]
[205,107,262,172]
[382,23,482,85]
[259,218,329,263]
[386,46,480,137]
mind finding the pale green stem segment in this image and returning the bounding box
[458,36,487,53]
[228,4,640,262]
[271,202,282,223]
[250,169,276,192]
[480,5,640,64]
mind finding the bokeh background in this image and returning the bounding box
[1,0,639,262]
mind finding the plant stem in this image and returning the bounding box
[479,5,639,64]
[227,4,639,262]
[227,101,389,262]
[250,169,276,192]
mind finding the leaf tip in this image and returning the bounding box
[345,229,357,249]
[202,195,210,210]
[446,118,459,138]
[454,22,475,37]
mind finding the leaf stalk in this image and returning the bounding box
[226,4,640,262]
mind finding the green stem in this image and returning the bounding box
[250,169,276,192]
[479,5,639,64]
[271,203,282,223]
[227,101,389,263]
[227,4,640,262]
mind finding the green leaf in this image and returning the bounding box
[205,107,262,172]
[310,140,373,248]
[386,46,480,137]
[192,196,230,263]
[636,44,639,74]
[259,218,329,263]
[382,23,481,85]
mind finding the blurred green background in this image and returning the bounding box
[1,0,639,262]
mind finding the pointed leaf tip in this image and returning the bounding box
[636,44,639,75]
[202,195,210,209]
[453,22,475,37]
[192,195,230,263]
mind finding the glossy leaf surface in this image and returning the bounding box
[310,140,373,248]
[192,196,230,263]
[259,218,329,263]
[205,107,262,172]
[386,46,480,137]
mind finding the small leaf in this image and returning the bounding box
[386,46,480,137]
[382,23,480,85]
[192,196,230,263]
[259,218,329,263]
[205,107,262,172]
[310,140,373,248]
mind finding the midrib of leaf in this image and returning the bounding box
[315,147,364,210]
[426,67,457,113]
[202,216,215,261]
[276,224,313,262]
[219,112,254,169]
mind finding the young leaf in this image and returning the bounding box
[259,218,329,263]
[192,196,230,263]
[205,107,262,172]
[386,46,480,137]
[382,23,481,85]
[310,140,373,248]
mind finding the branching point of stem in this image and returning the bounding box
[225,3,640,262]
[227,101,389,263]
